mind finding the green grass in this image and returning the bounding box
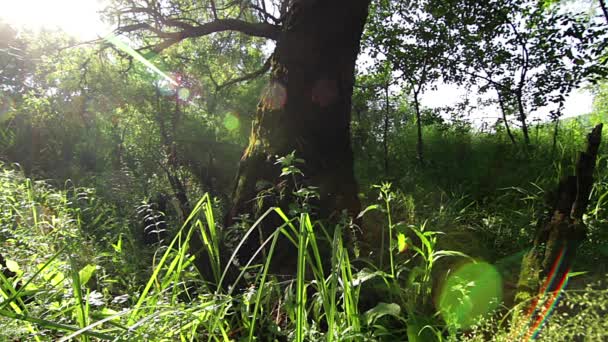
[1,120,608,340]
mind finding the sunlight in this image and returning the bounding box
[438,262,503,330]
[0,0,108,39]
[105,35,177,86]
[224,113,241,132]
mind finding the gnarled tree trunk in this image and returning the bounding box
[224,0,371,276]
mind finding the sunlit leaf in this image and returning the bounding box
[397,233,409,253]
[78,264,97,285]
[357,204,380,218]
[364,302,401,325]
[5,259,20,273]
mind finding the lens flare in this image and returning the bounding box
[105,35,177,86]
[262,82,287,110]
[224,113,240,132]
[527,272,569,340]
[104,36,206,108]
[511,246,570,342]
[177,88,191,101]
[438,261,503,329]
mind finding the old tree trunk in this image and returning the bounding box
[224,1,371,274]
[513,124,603,327]
[114,0,372,282]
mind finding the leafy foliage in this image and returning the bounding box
[2,0,608,340]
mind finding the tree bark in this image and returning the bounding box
[383,82,390,176]
[516,92,530,146]
[225,0,371,276]
[551,118,559,158]
[513,124,603,329]
[413,93,424,164]
[496,89,516,145]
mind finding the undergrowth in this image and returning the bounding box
[1,120,608,341]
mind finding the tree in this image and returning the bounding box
[353,61,401,176]
[430,0,605,146]
[0,28,104,176]
[366,0,449,163]
[514,124,603,330]
[0,21,28,99]
[107,0,372,276]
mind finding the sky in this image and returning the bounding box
[0,0,110,40]
[419,82,594,125]
[0,0,596,125]
[417,0,598,125]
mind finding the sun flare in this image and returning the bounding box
[0,0,108,39]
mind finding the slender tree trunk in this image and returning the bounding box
[225,0,371,277]
[413,93,424,164]
[383,83,390,175]
[516,93,530,146]
[551,118,559,158]
[496,89,516,145]
[513,124,603,331]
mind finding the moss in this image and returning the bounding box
[515,249,542,304]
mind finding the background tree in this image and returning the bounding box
[429,0,606,146]
[366,0,451,163]
[353,61,402,176]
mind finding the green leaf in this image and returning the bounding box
[432,250,471,263]
[50,272,66,286]
[364,302,401,325]
[397,233,410,253]
[351,268,386,287]
[357,204,380,218]
[78,265,97,285]
[5,259,20,273]
[567,271,588,278]
[407,321,440,342]
[112,235,122,253]
[408,266,425,286]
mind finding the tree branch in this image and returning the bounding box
[116,18,280,53]
[210,0,219,20]
[600,0,608,25]
[216,54,273,91]
[249,3,281,24]
[452,63,510,93]
[188,19,279,39]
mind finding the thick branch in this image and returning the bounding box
[116,18,280,52]
[117,23,174,38]
[188,19,279,39]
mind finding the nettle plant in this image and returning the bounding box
[357,182,475,338]
[275,151,321,215]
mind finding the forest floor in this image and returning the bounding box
[1,121,608,341]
